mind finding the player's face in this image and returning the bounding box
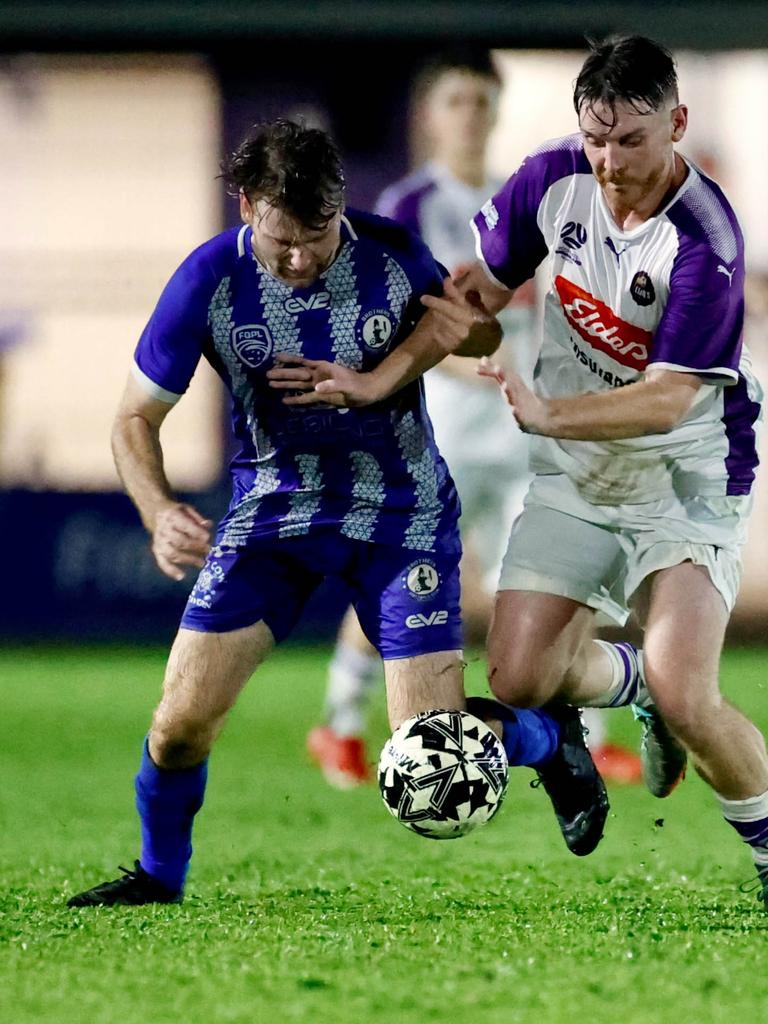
[579,100,688,205]
[242,196,343,288]
[425,70,500,159]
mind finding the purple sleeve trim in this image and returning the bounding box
[472,136,590,290]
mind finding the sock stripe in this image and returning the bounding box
[608,643,639,708]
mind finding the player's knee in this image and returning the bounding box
[487,656,556,708]
[149,715,214,769]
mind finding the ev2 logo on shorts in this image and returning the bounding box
[405,610,449,629]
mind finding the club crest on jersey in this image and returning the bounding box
[555,275,650,371]
[231,324,274,368]
[630,271,655,307]
[360,309,394,350]
[403,560,440,599]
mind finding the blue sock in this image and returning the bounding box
[134,739,208,893]
[502,708,561,768]
[467,697,560,768]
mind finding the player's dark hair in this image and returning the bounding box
[222,119,345,229]
[412,48,502,101]
[573,35,678,126]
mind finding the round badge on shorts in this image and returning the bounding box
[403,560,441,600]
[360,309,394,350]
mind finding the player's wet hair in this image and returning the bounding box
[573,35,679,126]
[413,48,502,101]
[222,119,345,230]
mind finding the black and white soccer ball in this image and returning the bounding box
[378,709,509,840]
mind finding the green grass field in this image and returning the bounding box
[2,644,767,1024]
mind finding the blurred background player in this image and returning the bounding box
[306,50,642,788]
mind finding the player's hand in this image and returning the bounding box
[150,502,212,581]
[478,357,551,434]
[267,352,380,407]
[420,276,501,357]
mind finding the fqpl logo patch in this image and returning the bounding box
[231,324,274,368]
[402,559,441,600]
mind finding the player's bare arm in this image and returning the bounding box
[267,269,504,408]
[111,375,212,580]
[479,361,701,439]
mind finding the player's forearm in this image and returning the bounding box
[111,414,176,532]
[367,314,454,399]
[540,379,697,440]
[369,311,500,400]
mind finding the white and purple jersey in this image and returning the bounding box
[472,134,762,505]
[376,161,498,268]
[133,210,460,552]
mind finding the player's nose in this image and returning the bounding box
[602,144,625,176]
[288,246,313,272]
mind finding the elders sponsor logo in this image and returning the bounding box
[555,275,651,370]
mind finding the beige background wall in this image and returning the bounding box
[0,56,223,490]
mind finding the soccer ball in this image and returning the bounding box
[378,709,508,840]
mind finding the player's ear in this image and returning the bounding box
[239,190,252,224]
[670,104,688,143]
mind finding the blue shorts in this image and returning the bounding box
[180,533,462,660]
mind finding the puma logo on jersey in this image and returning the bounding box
[604,237,628,263]
[717,264,735,285]
[555,276,651,370]
[283,292,331,313]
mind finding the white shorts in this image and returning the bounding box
[497,474,752,624]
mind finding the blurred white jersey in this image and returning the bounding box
[377,162,534,469]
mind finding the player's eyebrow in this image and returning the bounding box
[582,128,646,144]
[265,230,325,246]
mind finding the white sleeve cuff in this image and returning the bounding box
[131,362,183,404]
[646,361,738,384]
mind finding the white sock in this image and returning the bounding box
[717,789,768,866]
[581,708,607,750]
[580,641,651,709]
[325,643,381,737]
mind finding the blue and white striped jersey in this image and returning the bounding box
[133,210,460,552]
